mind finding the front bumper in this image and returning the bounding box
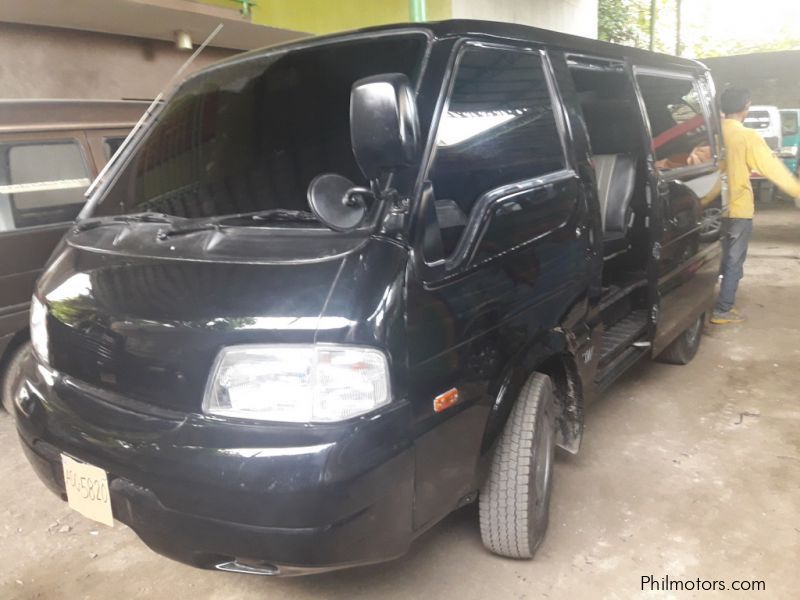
[14,355,415,575]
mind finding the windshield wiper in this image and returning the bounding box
[156,209,318,240]
[74,212,176,233]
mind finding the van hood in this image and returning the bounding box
[37,232,407,414]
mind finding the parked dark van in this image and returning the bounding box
[14,21,721,575]
[0,100,146,412]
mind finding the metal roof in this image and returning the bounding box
[205,19,708,76]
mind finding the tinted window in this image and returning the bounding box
[637,74,713,170]
[428,47,565,256]
[0,141,90,232]
[97,34,427,222]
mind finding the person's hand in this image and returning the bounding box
[688,145,712,166]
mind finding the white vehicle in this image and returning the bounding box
[743,105,782,201]
[744,105,782,151]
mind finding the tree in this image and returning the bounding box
[598,0,648,47]
[599,0,800,58]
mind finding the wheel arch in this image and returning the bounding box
[480,330,585,457]
[0,326,30,374]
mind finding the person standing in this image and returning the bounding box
[711,87,800,324]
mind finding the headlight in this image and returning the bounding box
[30,296,49,365]
[780,146,798,158]
[203,345,390,423]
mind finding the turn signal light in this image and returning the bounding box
[433,388,459,413]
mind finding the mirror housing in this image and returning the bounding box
[350,73,420,183]
[307,173,371,232]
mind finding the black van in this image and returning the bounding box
[13,21,721,575]
[0,100,146,413]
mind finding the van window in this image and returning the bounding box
[0,140,90,232]
[428,46,565,257]
[96,34,427,222]
[636,74,713,170]
[781,112,798,136]
[744,111,771,131]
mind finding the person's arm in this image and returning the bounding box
[747,132,800,199]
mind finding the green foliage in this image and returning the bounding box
[599,0,800,58]
[598,0,649,47]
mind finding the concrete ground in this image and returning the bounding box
[2,204,799,600]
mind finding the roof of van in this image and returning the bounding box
[0,99,150,133]
[206,19,708,75]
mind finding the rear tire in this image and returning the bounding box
[699,203,722,243]
[657,313,704,365]
[479,372,556,559]
[1,341,31,415]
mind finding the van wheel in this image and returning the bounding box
[479,373,556,559]
[657,313,704,365]
[1,342,31,415]
[699,205,722,243]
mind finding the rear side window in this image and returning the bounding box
[428,46,565,257]
[636,73,713,171]
[0,141,90,232]
[744,111,771,130]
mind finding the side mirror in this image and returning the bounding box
[307,173,371,232]
[350,73,420,183]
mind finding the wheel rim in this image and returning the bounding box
[701,207,722,236]
[531,407,554,523]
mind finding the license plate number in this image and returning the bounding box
[61,454,114,527]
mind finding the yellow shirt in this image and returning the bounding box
[721,118,800,219]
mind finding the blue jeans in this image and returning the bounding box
[716,218,753,313]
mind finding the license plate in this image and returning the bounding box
[61,454,114,527]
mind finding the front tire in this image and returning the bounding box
[657,313,704,365]
[1,342,31,415]
[480,372,556,559]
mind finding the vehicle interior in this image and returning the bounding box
[567,58,652,384]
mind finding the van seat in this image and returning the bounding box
[593,154,636,238]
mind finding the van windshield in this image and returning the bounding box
[94,33,427,227]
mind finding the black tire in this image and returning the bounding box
[479,372,556,559]
[1,341,32,415]
[657,313,704,365]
